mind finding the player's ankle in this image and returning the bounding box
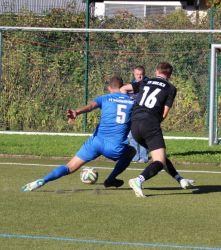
[175,174,183,183]
[138,175,145,183]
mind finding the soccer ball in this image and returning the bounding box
[80,167,98,184]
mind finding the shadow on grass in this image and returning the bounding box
[168,150,221,157]
[36,184,221,195]
[192,185,221,194]
[37,187,132,194]
[37,182,131,194]
[143,185,221,196]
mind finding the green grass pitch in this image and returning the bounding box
[0,134,221,163]
[0,158,221,250]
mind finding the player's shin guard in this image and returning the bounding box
[43,165,70,183]
[140,161,164,181]
[106,145,136,181]
[164,158,178,178]
[165,158,183,182]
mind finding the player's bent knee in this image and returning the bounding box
[153,161,164,170]
[67,156,86,173]
[151,149,166,165]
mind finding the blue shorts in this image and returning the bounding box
[76,135,128,162]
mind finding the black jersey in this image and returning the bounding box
[131,77,176,125]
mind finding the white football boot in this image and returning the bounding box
[129,178,145,197]
[180,179,195,189]
[21,179,45,192]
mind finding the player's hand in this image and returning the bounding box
[67,109,77,124]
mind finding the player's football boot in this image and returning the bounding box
[104,178,124,188]
[180,179,195,189]
[128,178,145,197]
[21,179,45,192]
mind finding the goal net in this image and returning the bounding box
[0,27,219,140]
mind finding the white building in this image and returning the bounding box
[94,1,208,19]
[0,0,86,14]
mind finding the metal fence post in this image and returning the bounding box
[207,5,214,134]
[83,0,90,132]
[0,31,2,84]
[209,44,216,146]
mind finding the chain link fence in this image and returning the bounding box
[0,5,220,136]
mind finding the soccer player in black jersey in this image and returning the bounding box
[121,62,194,197]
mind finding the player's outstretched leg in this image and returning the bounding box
[21,165,70,192]
[165,158,195,189]
[21,156,86,192]
[104,145,136,188]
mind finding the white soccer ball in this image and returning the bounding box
[80,167,98,184]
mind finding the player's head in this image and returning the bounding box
[133,66,145,81]
[106,76,124,92]
[155,62,173,79]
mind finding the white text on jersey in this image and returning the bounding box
[147,81,166,88]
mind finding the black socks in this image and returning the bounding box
[141,161,164,181]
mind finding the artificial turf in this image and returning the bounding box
[0,134,221,164]
[0,158,221,250]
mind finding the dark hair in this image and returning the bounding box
[134,65,145,74]
[156,62,173,76]
[107,76,124,88]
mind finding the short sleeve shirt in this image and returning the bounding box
[93,92,134,145]
[131,77,177,125]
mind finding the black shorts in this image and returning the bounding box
[131,120,166,152]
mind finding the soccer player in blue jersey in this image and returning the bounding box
[21,76,136,192]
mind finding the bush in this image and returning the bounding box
[0,8,219,133]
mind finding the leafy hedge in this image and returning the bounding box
[0,8,220,133]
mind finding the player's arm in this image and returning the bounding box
[162,105,170,120]
[120,83,134,94]
[67,101,98,123]
[163,86,177,120]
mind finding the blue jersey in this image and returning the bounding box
[76,92,134,161]
[94,92,134,145]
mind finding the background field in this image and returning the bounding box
[0,134,221,164]
[0,135,221,249]
[0,8,221,136]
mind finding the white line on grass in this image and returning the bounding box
[0,233,220,250]
[0,131,214,140]
[1,162,221,174]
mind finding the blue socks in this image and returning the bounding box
[43,165,70,183]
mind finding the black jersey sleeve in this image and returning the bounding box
[165,85,177,108]
[131,81,140,94]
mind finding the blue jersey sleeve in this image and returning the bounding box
[94,96,103,108]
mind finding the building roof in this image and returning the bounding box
[0,0,86,14]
